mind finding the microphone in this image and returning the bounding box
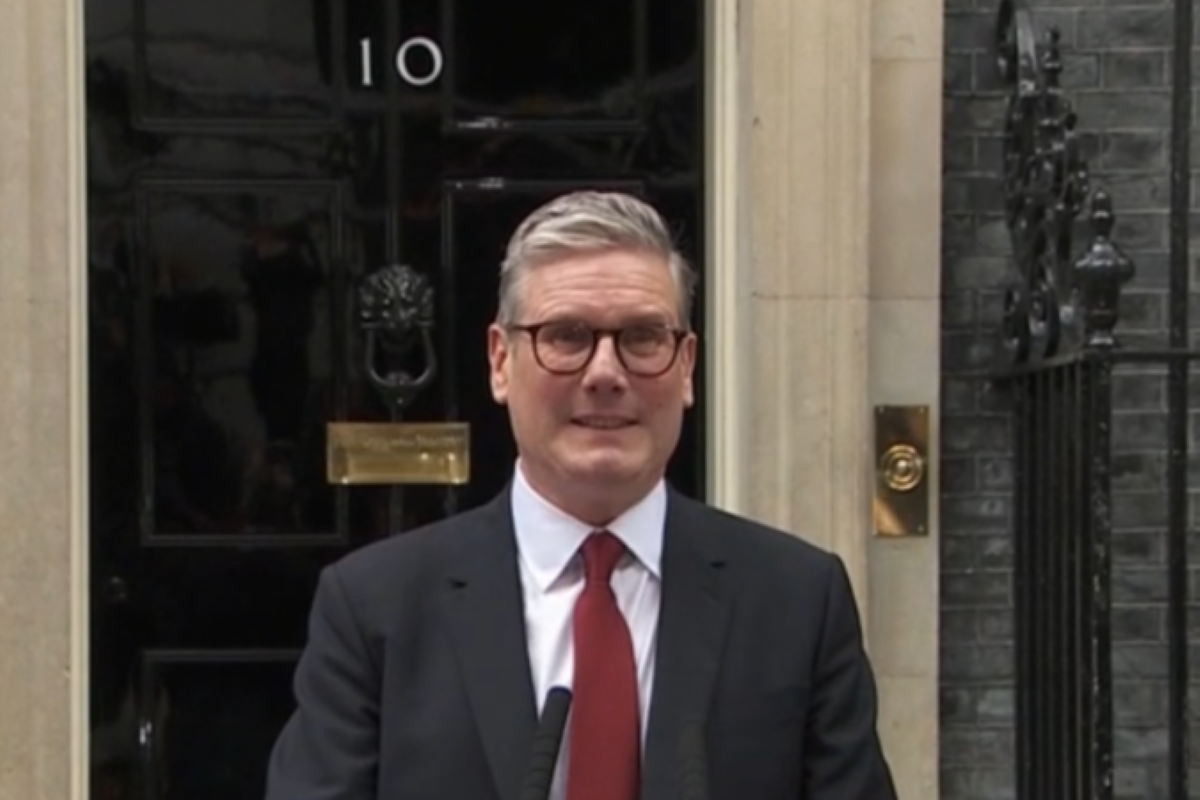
[517,686,573,800]
[678,720,709,800]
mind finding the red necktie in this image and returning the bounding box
[567,531,640,800]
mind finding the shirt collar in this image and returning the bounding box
[510,460,665,591]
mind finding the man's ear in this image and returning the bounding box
[680,332,697,408]
[487,323,511,405]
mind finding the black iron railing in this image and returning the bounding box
[991,0,1194,798]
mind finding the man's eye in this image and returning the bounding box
[625,327,662,344]
[545,325,590,345]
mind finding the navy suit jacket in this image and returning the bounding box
[264,485,897,799]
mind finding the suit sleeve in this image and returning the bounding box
[802,555,898,800]
[265,564,381,800]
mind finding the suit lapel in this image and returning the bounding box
[640,490,731,800]
[442,489,538,800]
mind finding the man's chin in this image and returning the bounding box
[560,451,642,485]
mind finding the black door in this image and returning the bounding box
[85,1,705,798]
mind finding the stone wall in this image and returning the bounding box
[732,0,943,796]
[0,0,87,797]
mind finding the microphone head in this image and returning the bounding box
[541,686,572,728]
[517,687,573,800]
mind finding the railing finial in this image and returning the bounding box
[1073,191,1135,349]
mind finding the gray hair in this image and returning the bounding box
[496,190,696,328]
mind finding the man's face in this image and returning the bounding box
[487,248,696,521]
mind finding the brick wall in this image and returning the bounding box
[940,2,1177,798]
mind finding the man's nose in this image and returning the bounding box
[581,335,627,390]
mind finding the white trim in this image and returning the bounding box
[67,0,91,794]
[703,0,743,514]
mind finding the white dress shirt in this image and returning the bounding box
[510,461,664,800]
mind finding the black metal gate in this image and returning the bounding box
[991,0,1194,797]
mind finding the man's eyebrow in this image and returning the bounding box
[615,310,675,324]
[537,312,675,326]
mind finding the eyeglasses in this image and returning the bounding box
[507,320,689,377]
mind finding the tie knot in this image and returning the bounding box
[581,531,625,584]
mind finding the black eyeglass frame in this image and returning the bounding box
[506,321,691,377]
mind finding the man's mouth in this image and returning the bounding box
[571,415,635,430]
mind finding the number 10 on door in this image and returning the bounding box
[359,37,444,88]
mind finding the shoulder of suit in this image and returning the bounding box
[674,490,839,567]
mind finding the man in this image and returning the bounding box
[264,191,897,800]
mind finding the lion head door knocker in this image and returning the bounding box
[326,264,470,488]
[357,263,438,414]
